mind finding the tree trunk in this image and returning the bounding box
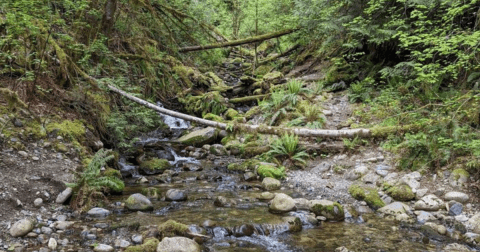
[101,0,117,36]
[107,85,372,138]
[179,28,299,53]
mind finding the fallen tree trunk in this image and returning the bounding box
[179,28,298,53]
[108,85,372,138]
[229,95,266,104]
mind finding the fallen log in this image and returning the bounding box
[107,85,372,138]
[179,28,299,53]
[229,95,266,104]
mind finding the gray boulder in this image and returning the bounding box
[378,202,411,216]
[125,193,153,211]
[93,244,114,252]
[467,213,480,233]
[10,218,35,237]
[309,200,344,221]
[157,237,200,252]
[87,207,111,218]
[165,189,188,201]
[414,194,445,211]
[177,127,218,146]
[269,193,296,213]
[444,192,469,203]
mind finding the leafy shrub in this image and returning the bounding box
[266,133,309,167]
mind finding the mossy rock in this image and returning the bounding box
[141,187,160,199]
[124,238,159,252]
[310,200,345,221]
[55,143,68,153]
[386,184,415,201]
[158,220,189,238]
[263,71,284,83]
[177,127,219,147]
[451,168,469,181]
[245,106,261,119]
[46,120,86,142]
[203,113,225,122]
[125,193,153,211]
[255,65,273,77]
[103,168,122,178]
[225,108,239,120]
[348,185,385,210]
[139,158,170,175]
[257,164,286,179]
[228,159,260,172]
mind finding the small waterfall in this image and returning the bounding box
[156,102,189,129]
[118,158,140,178]
[167,146,199,167]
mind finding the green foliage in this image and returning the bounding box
[265,133,309,167]
[68,149,125,210]
[285,79,310,106]
[257,164,286,179]
[348,185,385,210]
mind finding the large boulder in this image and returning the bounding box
[87,208,111,218]
[177,127,218,147]
[414,194,445,211]
[9,219,35,237]
[262,177,281,191]
[140,158,171,175]
[269,193,296,213]
[386,185,415,201]
[125,193,154,211]
[165,189,188,201]
[156,237,200,252]
[309,200,344,221]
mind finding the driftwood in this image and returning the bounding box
[107,85,372,138]
[179,29,298,53]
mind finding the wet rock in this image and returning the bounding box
[202,220,217,228]
[125,193,154,211]
[183,163,203,172]
[450,168,470,187]
[243,172,256,181]
[444,192,469,203]
[157,237,200,252]
[177,127,218,147]
[165,189,188,201]
[284,216,303,232]
[210,144,227,156]
[114,239,131,248]
[449,202,463,216]
[378,202,411,216]
[13,118,23,127]
[143,187,160,199]
[416,211,435,224]
[214,196,228,207]
[414,195,445,211]
[87,207,111,218]
[424,222,447,235]
[312,162,331,173]
[34,198,43,207]
[262,177,281,191]
[355,205,373,215]
[309,200,344,221]
[269,193,296,213]
[10,218,35,237]
[48,238,57,250]
[55,187,73,204]
[257,192,275,201]
[232,224,254,237]
[467,213,480,233]
[94,244,114,252]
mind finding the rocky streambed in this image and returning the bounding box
[2,91,480,252]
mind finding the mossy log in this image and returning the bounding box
[179,28,298,52]
[257,44,300,66]
[108,85,373,138]
[229,95,266,104]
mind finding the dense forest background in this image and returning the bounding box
[1,0,480,182]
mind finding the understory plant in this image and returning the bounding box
[265,133,309,167]
[68,149,124,211]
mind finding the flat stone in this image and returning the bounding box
[293,198,310,211]
[177,127,218,147]
[18,151,28,158]
[262,177,281,191]
[87,207,110,218]
[54,221,74,230]
[312,162,331,173]
[125,193,154,211]
[378,202,411,216]
[415,188,428,199]
[444,192,469,203]
[414,194,445,211]
[257,192,275,200]
[157,237,200,252]
[449,203,463,216]
[165,189,187,201]
[416,211,435,224]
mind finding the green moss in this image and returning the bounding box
[228,159,260,172]
[311,202,344,221]
[225,108,239,120]
[348,185,366,200]
[257,164,286,179]
[255,65,273,77]
[203,113,225,122]
[263,71,283,82]
[158,220,189,238]
[55,142,68,153]
[348,185,385,210]
[452,168,469,180]
[140,158,170,171]
[124,238,159,252]
[386,185,415,201]
[46,120,85,142]
[232,57,243,63]
[25,120,46,139]
[103,168,121,178]
[141,187,160,199]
